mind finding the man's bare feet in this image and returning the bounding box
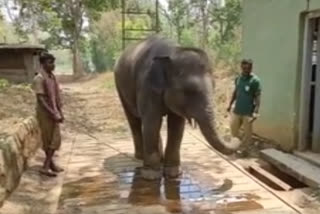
[40,168,57,177]
[50,162,64,173]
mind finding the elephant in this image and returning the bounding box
[114,35,238,180]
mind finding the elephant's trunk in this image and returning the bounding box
[196,109,237,155]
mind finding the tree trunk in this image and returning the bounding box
[176,19,182,43]
[31,19,39,43]
[70,0,84,77]
[220,20,224,44]
[72,40,84,77]
[200,1,209,49]
[177,29,182,43]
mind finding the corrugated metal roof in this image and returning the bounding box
[0,43,45,50]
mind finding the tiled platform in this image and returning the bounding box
[54,129,299,214]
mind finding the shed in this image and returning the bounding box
[242,0,320,153]
[0,44,46,83]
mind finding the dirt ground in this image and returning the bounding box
[0,68,235,140]
[0,73,124,140]
[59,72,127,135]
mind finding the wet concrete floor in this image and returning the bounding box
[53,129,298,214]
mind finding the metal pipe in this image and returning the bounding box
[121,0,126,50]
[156,0,160,33]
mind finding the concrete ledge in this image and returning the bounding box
[0,117,41,207]
[261,149,320,188]
[294,151,320,168]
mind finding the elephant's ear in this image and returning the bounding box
[147,56,172,94]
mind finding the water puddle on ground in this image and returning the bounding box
[58,166,263,213]
[59,174,120,207]
[118,167,263,213]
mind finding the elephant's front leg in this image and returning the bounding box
[141,114,163,180]
[164,112,185,178]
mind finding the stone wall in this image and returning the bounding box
[0,117,41,206]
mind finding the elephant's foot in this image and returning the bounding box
[134,152,144,161]
[140,167,162,180]
[164,166,182,179]
[218,146,235,156]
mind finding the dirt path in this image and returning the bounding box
[0,74,307,214]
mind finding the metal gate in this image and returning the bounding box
[121,0,160,49]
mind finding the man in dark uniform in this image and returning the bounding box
[227,59,262,152]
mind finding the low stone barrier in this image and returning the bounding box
[0,117,41,206]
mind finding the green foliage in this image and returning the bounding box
[163,0,242,62]
[0,78,31,91]
[78,38,94,73]
[89,3,155,72]
[12,0,119,48]
[211,0,242,72]
[11,83,31,90]
[1,0,242,74]
[211,0,242,45]
[0,15,20,43]
[104,78,115,90]
[90,39,109,72]
[0,79,9,90]
[180,29,197,47]
[9,0,122,74]
[87,0,242,72]
[51,49,73,74]
[164,0,190,43]
[90,10,122,72]
[215,35,242,72]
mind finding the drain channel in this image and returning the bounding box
[245,161,307,191]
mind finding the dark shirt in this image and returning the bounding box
[233,73,261,116]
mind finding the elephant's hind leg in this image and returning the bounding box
[118,95,144,160]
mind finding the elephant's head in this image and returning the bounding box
[148,47,238,155]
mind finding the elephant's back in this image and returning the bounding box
[132,36,175,73]
[115,36,174,73]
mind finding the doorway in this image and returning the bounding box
[299,13,320,153]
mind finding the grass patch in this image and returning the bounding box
[0,79,9,90]
[108,125,128,135]
[105,80,115,90]
[100,72,115,90]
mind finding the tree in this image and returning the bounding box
[188,0,212,48]
[162,0,190,43]
[209,0,242,70]
[90,2,153,72]
[10,0,120,76]
[210,0,242,45]
[90,10,122,72]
